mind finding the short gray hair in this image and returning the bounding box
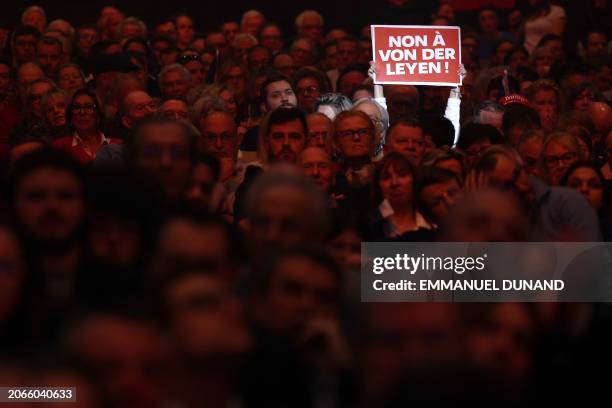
[295,10,324,29]
[158,63,191,89]
[117,17,148,38]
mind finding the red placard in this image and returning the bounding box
[371,25,462,86]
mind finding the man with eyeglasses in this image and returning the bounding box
[384,118,426,165]
[473,145,601,241]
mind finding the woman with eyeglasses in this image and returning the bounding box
[541,132,582,185]
[560,161,612,241]
[52,88,122,165]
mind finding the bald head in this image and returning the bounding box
[122,91,155,129]
[589,102,612,135]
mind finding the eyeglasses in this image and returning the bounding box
[544,152,577,166]
[203,133,235,143]
[178,54,202,63]
[71,103,96,114]
[296,86,320,96]
[336,128,371,139]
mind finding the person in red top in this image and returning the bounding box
[52,88,121,165]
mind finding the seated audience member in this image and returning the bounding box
[517,129,546,176]
[473,145,600,241]
[421,116,456,148]
[353,98,389,157]
[421,147,469,185]
[52,88,122,165]
[305,112,334,153]
[293,67,329,112]
[257,107,307,165]
[369,153,433,241]
[541,132,583,185]
[158,97,189,121]
[40,88,70,141]
[298,146,335,196]
[128,116,197,199]
[158,63,191,98]
[384,118,427,166]
[457,123,503,165]
[560,161,612,241]
[56,63,86,99]
[244,171,330,268]
[524,79,563,132]
[314,93,352,120]
[336,64,368,98]
[416,166,463,227]
[502,105,541,146]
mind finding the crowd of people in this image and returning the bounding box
[0,0,611,406]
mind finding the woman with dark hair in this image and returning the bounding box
[560,161,612,241]
[52,88,122,165]
[522,0,566,54]
[369,152,433,241]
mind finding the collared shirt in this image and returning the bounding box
[378,199,433,238]
[52,131,122,165]
[529,176,601,241]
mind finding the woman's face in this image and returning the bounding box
[544,140,578,185]
[45,95,67,127]
[71,94,98,132]
[566,167,604,211]
[379,164,413,208]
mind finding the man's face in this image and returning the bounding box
[385,85,418,122]
[156,21,177,39]
[543,140,578,185]
[176,16,194,45]
[518,138,543,176]
[241,15,264,36]
[298,15,323,43]
[419,179,463,225]
[296,76,321,112]
[265,80,297,111]
[338,71,366,97]
[58,66,84,96]
[299,147,334,192]
[260,26,283,53]
[290,39,313,67]
[206,32,227,53]
[324,44,338,70]
[221,22,239,43]
[200,112,238,161]
[593,65,612,93]
[385,124,425,165]
[14,34,37,64]
[122,91,156,129]
[485,154,533,208]
[28,82,52,118]
[161,71,189,98]
[71,317,169,408]
[336,40,358,70]
[306,114,332,152]
[335,116,374,160]
[135,123,192,198]
[37,42,62,77]
[183,60,205,86]
[158,100,189,121]
[267,118,306,163]
[257,255,338,334]
[248,186,315,253]
[23,10,46,33]
[586,32,607,59]
[14,168,84,245]
[165,274,251,358]
[77,28,99,55]
[248,48,270,71]
[273,55,297,79]
[479,10,498,34]
[184,163,216,211]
